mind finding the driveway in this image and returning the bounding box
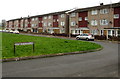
[2,34,119,77]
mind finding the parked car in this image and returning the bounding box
[5,30,9,32]
[13,30,19,34]
[9,30,14,33]
[76,33,94,41]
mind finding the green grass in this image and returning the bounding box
[1,32,102,59]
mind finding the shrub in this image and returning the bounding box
[94,35,107,40]
[108,36,120,41]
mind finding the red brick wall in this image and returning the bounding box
[114,7,120,27]
[78,11,88,27]
[53,15,58,27]
[39,17,42,27]
[28,18,31,27]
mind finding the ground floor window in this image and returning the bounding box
[91,30,98,35]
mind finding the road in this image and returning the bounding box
[2,41,119,77]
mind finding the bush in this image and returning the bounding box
[94,35,107,40]
[108,36,120,41]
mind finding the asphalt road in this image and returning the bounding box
[2,41,119,77]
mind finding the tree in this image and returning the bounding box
[1,19,6,29]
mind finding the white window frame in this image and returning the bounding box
[35,18,38,20]
[100,19,108,25]
[32,18,34,21]
[85,17,88,21]
[114,14,119,19]
[60,22,65,26]
[71,21,76,26]
[78,17,82,21]
[48,16,51,19]
[71,13,76,17]
[91,20,98,26]
[43,16,47,19]
[100,9,109,14]
[32,24,34,27]
[91,10,98,15]
[43,22,47,26]
[61,14,65,18]
[48,23,52,26]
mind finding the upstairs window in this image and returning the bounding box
[91,10,98,15]
[71,21,76,26]
[100,9,109,14]
[85,17,88,21]
[114,14,119,19]
[43,16,47,19]
[61,14,65,18]
[35,18,38,20]
[48,16,51,19]
[43,22,47,26]
[60,22,65,26]
[100,19,108,25]
[32,18,34,21]
[48,23,52,26]
[71,13,76,17]
[91,20,98,26]
[78,17,82,21]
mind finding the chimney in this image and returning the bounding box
[100,3,104,6]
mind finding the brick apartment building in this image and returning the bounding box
[5,2,120,38]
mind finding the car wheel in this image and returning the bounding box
[86,38,89,41]
[76,37,80,40]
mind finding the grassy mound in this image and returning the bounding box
[1,32,102,59]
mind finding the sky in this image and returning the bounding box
[0,0,120,21]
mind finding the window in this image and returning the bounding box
[71,21,76,26]
[53,19,56,22]
[91,30,98,35]
[85,17,88,21]
[78,17,82,21]
[32,18,34,21]
[43,16,47,19]
[60,22,65,26]
[32,24,34,27]
[100,9,108,14]
[61,14,65,18]
[25,19,28,22]
[71,13,76,17]
[25,24,27,27]
[43,22,47,26]
[91,10,98,15]
[108,30,112,35]
[100,19,108,25]
[35,18,38,20]
[48,16,51,19]
[114,14,119,19]
[57,19,59,22]
[48,23,52,26]
[91,20,98,26]
[16,24,18,27]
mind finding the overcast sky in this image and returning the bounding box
[0,0,120,21]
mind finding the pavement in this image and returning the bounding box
[2,33,119,77]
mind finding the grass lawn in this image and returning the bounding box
[1,32,102,59]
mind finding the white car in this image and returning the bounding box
[9,30,14,33]
[13,30,19,34]
[76,34,94,41]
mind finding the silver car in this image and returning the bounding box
[76,34,94,41]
